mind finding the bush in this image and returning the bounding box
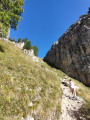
[9,38,15,42]
[32,46,39,56]
[23,41,32,50]
[0,45,4,52]
[18,38,22,42]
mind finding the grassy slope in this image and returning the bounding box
[0,40,90,119]
[0,40,63,120]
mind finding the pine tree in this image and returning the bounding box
[0,0,24,37]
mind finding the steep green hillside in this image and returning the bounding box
[0,40,90,120]
[0,40,63,120]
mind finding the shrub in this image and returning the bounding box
[32,46,39,56]
[22,38,28,43]
[18,38,22,43]
[9,38,15,42]
[23,41,32,50]
[0,45,4,52]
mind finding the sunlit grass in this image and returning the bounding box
[0,40,63,120]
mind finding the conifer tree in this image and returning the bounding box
[0,0,24,37]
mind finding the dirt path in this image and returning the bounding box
[60,78,86,120]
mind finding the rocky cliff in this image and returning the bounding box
[44,13,90,87]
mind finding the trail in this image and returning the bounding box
[60,78,86,120]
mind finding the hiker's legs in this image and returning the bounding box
[73,89,77,99]
[74,89,76,96]
[71,88,74,96]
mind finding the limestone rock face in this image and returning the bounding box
[44,14,90,87]
[16,42,25,49]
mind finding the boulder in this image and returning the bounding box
[44,13,90,87]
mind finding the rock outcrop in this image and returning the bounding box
[44,13,90,87]
[24,49,39,62]
[16,42,25,49]
[15,42,39,62]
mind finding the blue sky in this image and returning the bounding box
[10,0,90,58]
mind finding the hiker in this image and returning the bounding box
[69,79,76,98]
